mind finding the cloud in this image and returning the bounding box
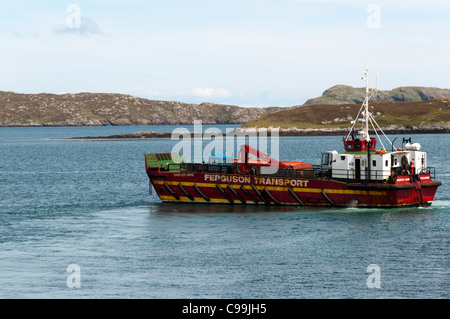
[147,90,164,96]
[191,87,232,99]
[13,30,40,38]
[52,16,102,36]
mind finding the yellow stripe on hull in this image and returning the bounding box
[152,180,386,196]
[160,195,255,204]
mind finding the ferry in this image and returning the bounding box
[145,71,441,208]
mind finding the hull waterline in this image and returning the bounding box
[147,172,440,208]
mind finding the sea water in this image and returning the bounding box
[0,126,448,298]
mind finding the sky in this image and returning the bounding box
[1,0,449,107]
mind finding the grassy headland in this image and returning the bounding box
[240,99,450,134]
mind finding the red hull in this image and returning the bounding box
[148,171,440,208]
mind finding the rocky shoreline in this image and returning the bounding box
[71,131,178,139]
[236,124,450,136]
[70,125,450,139]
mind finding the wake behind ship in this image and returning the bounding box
[145,71,441,208]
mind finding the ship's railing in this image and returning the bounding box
[161,163,437,182]
[164,163,388,182]
[174,163,235,174]
[163,163,317,177]
[249,166,318,179]
[324,168,391,182]
[424,167,436,180]
[155,163,232,174]
[390,166,436,180]
[325,167,437,183]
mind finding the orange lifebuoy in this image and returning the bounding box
[396,148,405,151]
[376,149,386,154]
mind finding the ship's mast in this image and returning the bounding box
[345,70,396,151]
[363,70,370,142]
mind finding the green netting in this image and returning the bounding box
[146,152,184,171]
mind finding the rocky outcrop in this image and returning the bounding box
[304,85,450,105]
[0,91,281,126]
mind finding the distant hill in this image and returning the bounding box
[240,98,450,134]
[0,91,282,126]
[2,85,450,129]
[304,85,450,105]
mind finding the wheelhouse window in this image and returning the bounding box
[322,153,330,165]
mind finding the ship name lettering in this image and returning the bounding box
[204,174,250,184]
[253,177,308,187]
